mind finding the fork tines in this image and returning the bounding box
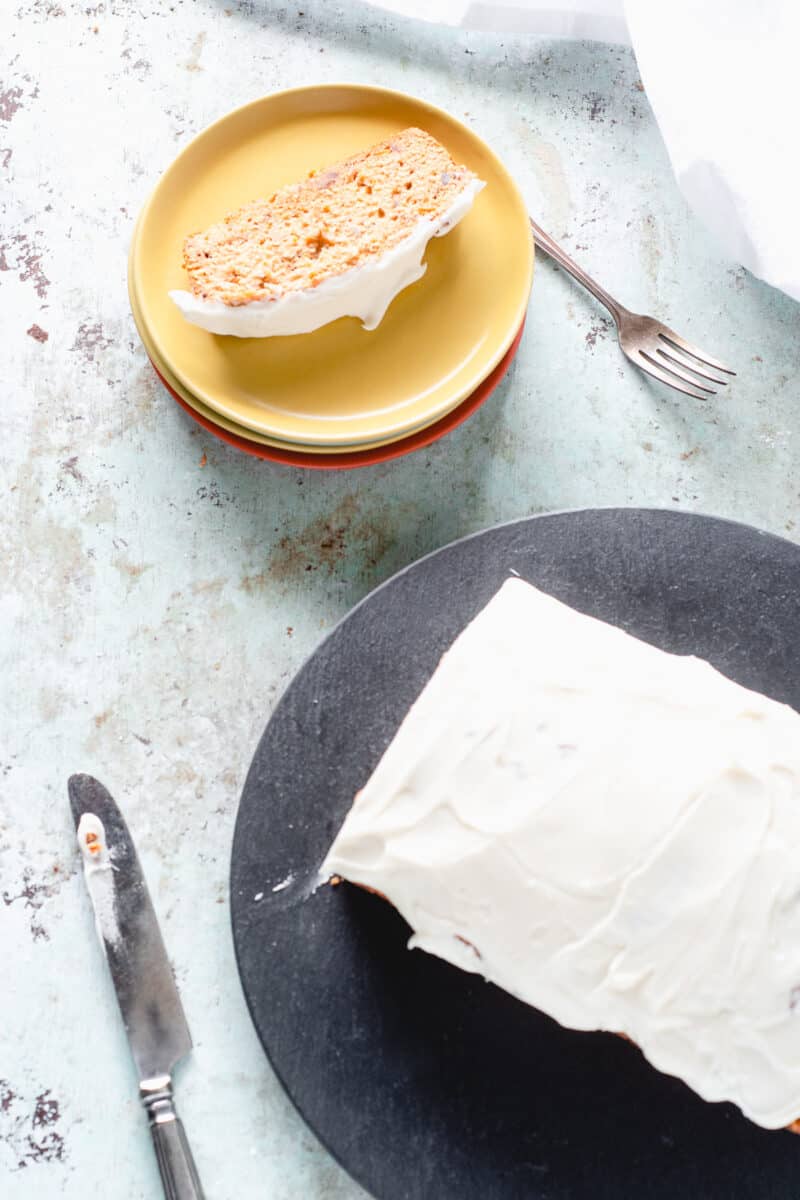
[638,328,736,400]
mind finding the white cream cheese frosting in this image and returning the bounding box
[77,811,121,948]
[322,577,800,1130]
[169,177,485,338]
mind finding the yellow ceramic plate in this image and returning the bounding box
[131,216,405,453]
[131,84,533,447]
[129,267,444,455]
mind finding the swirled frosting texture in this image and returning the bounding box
[323,578,800,1129]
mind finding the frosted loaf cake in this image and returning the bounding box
[323,577,800,1131]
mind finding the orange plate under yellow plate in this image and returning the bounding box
[131,84,533,447]
[129,264,470,455]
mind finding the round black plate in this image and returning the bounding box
[231,509,800,1200]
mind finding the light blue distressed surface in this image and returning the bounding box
[2,1,799,1197]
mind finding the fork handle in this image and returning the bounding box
[529,216,628,327]
[142,1077,205,1200]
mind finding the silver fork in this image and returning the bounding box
[529,217,736,398]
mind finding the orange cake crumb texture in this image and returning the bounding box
[182,127,476,306]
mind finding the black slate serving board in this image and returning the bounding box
[231,509,800,1200]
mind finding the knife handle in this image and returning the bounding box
[141,1077,205,1200]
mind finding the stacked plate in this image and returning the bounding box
[128,85,534,469]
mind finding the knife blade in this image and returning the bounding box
[69,773,205,1200]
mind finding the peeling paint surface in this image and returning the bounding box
[2,2,799,1199]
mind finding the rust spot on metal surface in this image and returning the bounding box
[185,30,207,72]
[59,455,83,481]
[0,86,24,123]
[26,1,66,15]
[26,323,48,343]
[172,762,199,786]
[196,481,232,507]
[2,868,62,943]
[0,231,50,299]
[680,447,699,461]
[727,266,746,293]
[584,92,607,122]
[585,316,613,349]
[113,556,153,582]
[191,576,226,596]
[219,767,239,796]
[1,1083,66,1169]
[1,148,12,169]
[242,495,393,589]
[93,709,111,728]
[69,320,112,364]
[199,451,208,467]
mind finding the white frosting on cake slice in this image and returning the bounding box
[323,576,800,1130]
[169,178,484,338]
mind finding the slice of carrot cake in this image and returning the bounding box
[170,127,484,338]
[322,577,800,1131]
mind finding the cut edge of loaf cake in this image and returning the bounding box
[183,127,479,307]
[169,127,485,337]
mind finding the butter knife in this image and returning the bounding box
[69,773,205,1200]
